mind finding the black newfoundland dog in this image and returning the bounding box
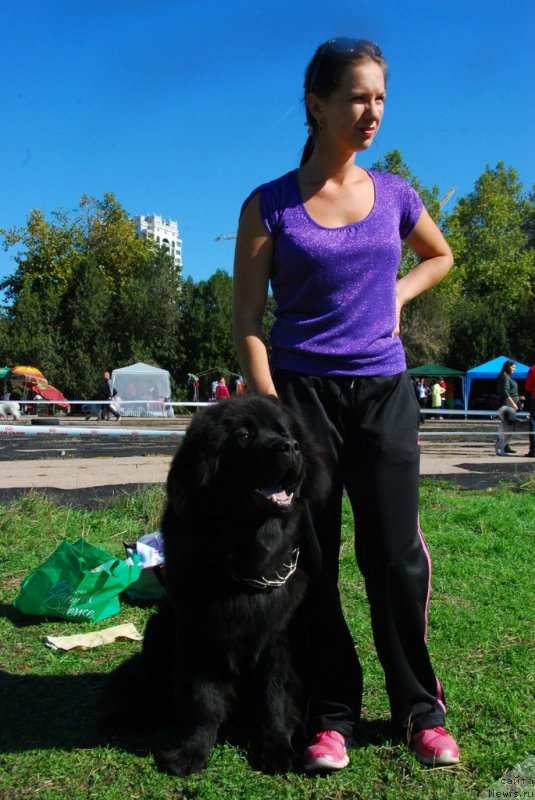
[102,395,326,775]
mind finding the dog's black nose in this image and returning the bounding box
[277,439,300,454]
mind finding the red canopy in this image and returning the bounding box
[8,365,70,412]
[28,381,70,412]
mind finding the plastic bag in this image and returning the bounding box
[13,538,142,623]
[123,531,166,601]
[109,394,122,414]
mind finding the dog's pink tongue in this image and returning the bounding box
[261,487,290,503]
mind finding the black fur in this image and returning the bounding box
[101,396,326,775]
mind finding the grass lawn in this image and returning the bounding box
[0,477,534,800]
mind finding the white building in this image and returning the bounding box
[135,214,183,270]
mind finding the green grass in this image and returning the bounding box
[1,478,534,800]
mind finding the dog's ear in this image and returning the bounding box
[166,410,228,514]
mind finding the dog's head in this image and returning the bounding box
[167,396,325,520]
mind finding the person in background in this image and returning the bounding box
[215,376,230,400]
[416,378,430,423]
[99,371,121,421]
[211,379,218,401]
[187,374,200,403]
[524,362,535,457]
[495,360,520,456]
[233,37,458,772]
[431,378,446,418]
[439,376,447,412]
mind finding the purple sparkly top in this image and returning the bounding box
[242,168,423,377]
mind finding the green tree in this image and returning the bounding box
[1,274,63,382]
[0,194,157,303]
[447,298,514,369]
[0,208,76,301]
[177,269,238,389]
[82,193,154,290]
[57,254,112,397]
[444,163,534,366]
[0,194,183,397]
[445,163,533,307]
[0,310,9,361]
[115,247,181,375]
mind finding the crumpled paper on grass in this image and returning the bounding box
[45,622,142,651]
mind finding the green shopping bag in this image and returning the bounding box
[13,538,143,623]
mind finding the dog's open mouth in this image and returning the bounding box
[256,486,294,507]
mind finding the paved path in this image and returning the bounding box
[0,420,533,495]
[1,455,171,489]
[2,449,533,490]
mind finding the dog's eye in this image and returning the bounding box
[235,429,251,443]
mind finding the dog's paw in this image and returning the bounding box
[156,747,209,776]
[250,743,295,774]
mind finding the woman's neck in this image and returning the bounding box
[300,147,361,186]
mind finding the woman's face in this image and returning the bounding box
[309,58,386,155]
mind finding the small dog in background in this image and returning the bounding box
[0,402,21,420]
[84,403,101,421]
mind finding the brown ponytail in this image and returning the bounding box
[300,135,315,167]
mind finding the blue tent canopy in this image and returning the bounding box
[465,356,530,409]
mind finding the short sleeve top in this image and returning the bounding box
[241,168,423,377]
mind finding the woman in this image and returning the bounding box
[417,378,430,423]
[495,360,520,456]
[232,38,459,770]
[431,378,445,418]
[215,376,230,400]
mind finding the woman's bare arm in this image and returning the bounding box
[232,193,277,396]
[394,207,454,335]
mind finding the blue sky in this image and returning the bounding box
[1,0,533,290]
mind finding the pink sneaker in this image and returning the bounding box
[303,730,349,772]
[411,726,460,767]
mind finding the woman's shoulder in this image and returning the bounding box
[367,170,423,232]
[367,169,422,207]
[244,169,298,203]
[367,169,414,192]
[240,170,299,228]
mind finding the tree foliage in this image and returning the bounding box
[56,254,113,397]
[444,163,534,366]
[3,275,63,379]
[0,194,182,397]
[445,163,533,307]
[177,270,238,377]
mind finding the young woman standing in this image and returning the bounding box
[495,359,521,456]
[233,38,459,771]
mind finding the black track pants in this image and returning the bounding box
[274,369,447,738]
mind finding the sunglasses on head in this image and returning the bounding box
[308,37,383,91]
